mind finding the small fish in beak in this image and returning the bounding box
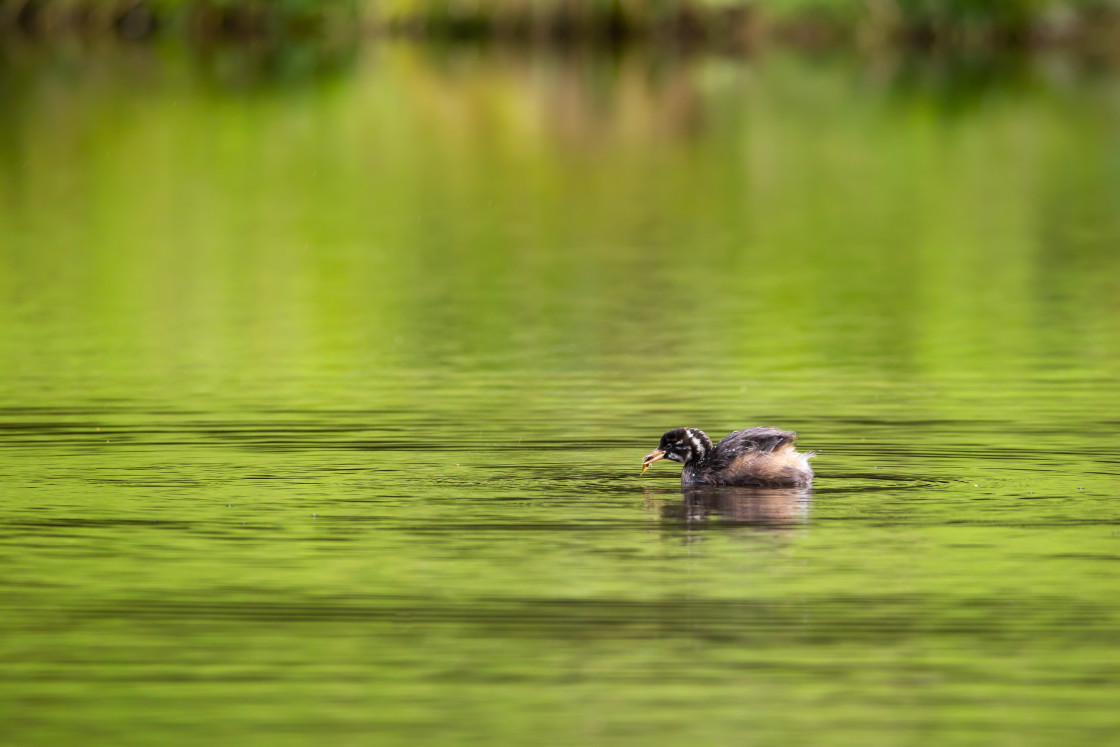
[641,449,666,474]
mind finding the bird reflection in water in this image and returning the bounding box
[643,485,811,531]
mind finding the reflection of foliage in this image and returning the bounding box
[367,0,1118,44]
[0,32,360,91]
[2,43,1116,398]
[1,0,1118,44]
[187,37,360,90]
[891,0,1044,29]
[881,52,1036,115]
[0,0,358,36]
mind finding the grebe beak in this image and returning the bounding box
[641,449,666,474]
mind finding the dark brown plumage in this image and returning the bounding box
[641,426,815,487]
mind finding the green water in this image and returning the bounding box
[1,41,1119,745]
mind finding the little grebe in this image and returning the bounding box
[642,426,815,487]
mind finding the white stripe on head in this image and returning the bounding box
[684,428,706,460]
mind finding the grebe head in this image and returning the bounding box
[642,427,712,473]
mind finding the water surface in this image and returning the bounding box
[1,41,1119,745]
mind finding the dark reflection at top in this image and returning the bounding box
[878,51,1034,115]
[0,34,359,94]
[877,49,1117,117]
[643,485,810,530]
[187,37,359,91]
